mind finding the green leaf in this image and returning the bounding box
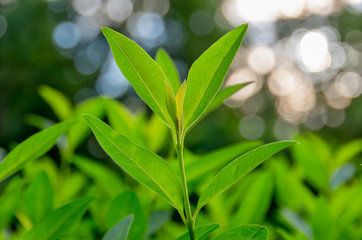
[334,139,362,168]
[102,27,171,126]
[230,170,274,226]
[106,192,146,240]
[83,114,183,213]
[182,24,247,132]
[215,225,268,240]
[205,83,251,115]
[24,197,93,240]
[186,141,261,182]
[38,85,73,121]
[156,48,180,95]
[196,141,295,215]
[176,224,220,240]
[24,171,54,224]
[103,215,134,240]
[0,121,76,182]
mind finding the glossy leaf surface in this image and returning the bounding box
[183,24,247,132]
[0,121,75,182]
[83,114,183,212]
[196,141,296,213]
[215,225,268,240]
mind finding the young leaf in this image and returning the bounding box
[195,141,295,215]
[83,114,184,213]
[0,121,76,182]
[38,85,73,121]
[156,48,181,95]
[165,81,177,125]
[106,192,146,240]
[103,215,134,240]
[214,225,268,240]
[24,171,54,224]
[24,197,93,240]
[182,24,248,132]
[176,81,187,121]
[176,224,220,240]
[102,27,172,126]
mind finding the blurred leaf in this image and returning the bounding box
[73,154,124,197]
[83,114,183,213]
[145,114,169,153]
[105,99,146,147]
[292,135,329,190]
[103,215,133,240]
[38,85,73,121]
[214,225,268,240]
[186,141,261,182]
[204,83,251,116]
[24,197,93,240]
[0,176,22,229]
[24,171,53,224]
[145,210,172,238]
[57,172,88,205]
[334,139,362,168]
[311,197,334,240]
[68,97,104,150]
[156,48,180,95]
[106,192,146,240]
[0,121,76,182]
[280,208,313,239]
[102,27,172,126]
[273,158,315,213]
[176,224,220,240]
[196,141,295,215]
[230,170,274,226]
[24,114,54,130]
[329,163,355,190]
[182,24,247,132]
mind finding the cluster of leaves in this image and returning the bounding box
[3,24,359,240]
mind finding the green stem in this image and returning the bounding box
[176,135,195,240]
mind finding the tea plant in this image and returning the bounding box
[83,24,295,239]
[0,24,297,239]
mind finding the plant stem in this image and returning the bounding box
[176,135,195,240]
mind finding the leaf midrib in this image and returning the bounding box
[106,32,169,125]
[88,119,180,209]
